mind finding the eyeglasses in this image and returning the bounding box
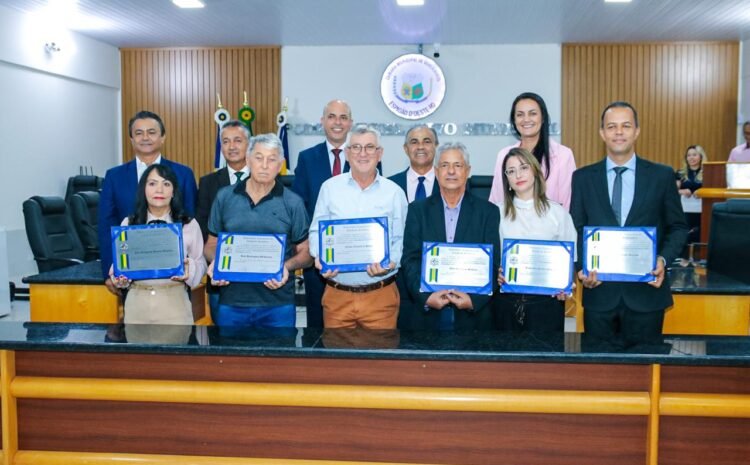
[348,144,380,155]
[504,164,531,178]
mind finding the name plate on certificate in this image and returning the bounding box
[213,233,286,282]
[583,226,657,282]
[318,217,389,272]
[420,242,493,295]
[501,239,574,295]
[111,224,184,280]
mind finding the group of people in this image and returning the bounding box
[99,92,690,346]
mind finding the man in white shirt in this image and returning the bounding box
[388,125,440,202]
[309,125,408,329]
[728,121,750,162]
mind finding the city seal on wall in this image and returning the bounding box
[380,53,446,120]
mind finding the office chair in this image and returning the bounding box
[706,199,750,283]
[69,191,100,261]
[64,175,103,203]
[23,196,85,273]
[279,174,295,189]
[468,175,493,201]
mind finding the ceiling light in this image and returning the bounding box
[172,0,205,8]
[397,0,425,6]
[604,0,632,3]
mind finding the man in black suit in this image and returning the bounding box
[196,120,251,316]
[570,101,688,346]
[401,142,500,330]
[389,124,440,201]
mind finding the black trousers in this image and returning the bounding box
[583,299,665,347]
[493,293,565,333]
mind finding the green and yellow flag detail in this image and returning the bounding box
[325,225,334,236]
[591,255,600,269]
[593,231,600,241]
[238,91,255,136]
[511,244,520,254]
[223,235,234,245]
[428,268,438,282]
[507,267,518,282]
[221,255,231,270]
[119,230,127,242]
[119,253,128,270]
[325,247,334,262]
[430,247,439,256]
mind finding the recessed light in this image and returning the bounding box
[397,0,425,6]
[173,0,204,8]
[605,0,632,3]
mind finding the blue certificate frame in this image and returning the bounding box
[583,226,657,282]
[318,217,390,273]
[419,242,493,295]
[111,223,184,280]
[500,239,574,295]
[213,232,286,282]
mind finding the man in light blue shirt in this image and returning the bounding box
[309,125,408,329]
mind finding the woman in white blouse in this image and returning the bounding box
[110,164,207,327]
[495,147,576,332]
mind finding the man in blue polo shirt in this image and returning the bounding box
[204,133,311,328]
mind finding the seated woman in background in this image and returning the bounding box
[495,147,577,333]
[110,164,207,328]
[489,92,576,210]
[676,145,707,244]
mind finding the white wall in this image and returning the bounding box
[282,44,562,177]
[0,4,120,282]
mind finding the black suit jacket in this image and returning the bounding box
[196,167,230,241]
[388,168,440,201]
[570,156,688,313]
[401,192,501,330]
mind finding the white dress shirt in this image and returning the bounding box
[406,166,436,203]
[227,165,250,185]
[309,172,408,286]
[135,154,162,181]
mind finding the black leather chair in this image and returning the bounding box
[707,199,750,283]
[69,191,100,261]
[23,196,85,273]
[279,174,295,189]
[468,175,493,201]
[64,175,103,203]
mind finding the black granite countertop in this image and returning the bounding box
[0,321,748,366]
[669,266,750,295]
[22,260,105,285]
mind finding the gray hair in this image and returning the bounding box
[220,120,251,141]
[247,133,285,158]
[404,124,439,146]
[435,141,471,167]
[322,99,352,119]
[346,124,382,147]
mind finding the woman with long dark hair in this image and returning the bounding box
[489,92,576,210]
[110,163,206,327]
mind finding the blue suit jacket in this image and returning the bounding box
[98,158,198,276]
[388,168,440,201]
[291,142,350,218]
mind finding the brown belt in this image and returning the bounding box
[325,275,396,293]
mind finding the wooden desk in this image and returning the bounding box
[22,261,208,324]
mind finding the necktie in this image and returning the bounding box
[331,148,342,176]
[234,171,244,184]
[611,166,627,226]
[415,176,427,201]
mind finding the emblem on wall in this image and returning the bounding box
[380,53,446,120]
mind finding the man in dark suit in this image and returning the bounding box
[291,100,352,328]
[401,142,500,330]
[389,124,440,329]
[570,101,688,346]
[98,110,198,293]
[196,120,251,316]
[388,124,440,201]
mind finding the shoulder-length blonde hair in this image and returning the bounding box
[501,147,549,220]
[679,145,708,183]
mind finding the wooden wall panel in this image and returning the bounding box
[120,47,280,179]
[562,42,738,169]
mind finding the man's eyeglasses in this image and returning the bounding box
[348,144,380,155]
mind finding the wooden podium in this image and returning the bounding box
[694,161,750,242]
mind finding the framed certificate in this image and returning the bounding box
[213,233,286,282]
[318,217,390,272]
[111,223,184,280]
[419,242,493,295]
[500,239,574,295]
[583,226,657,282]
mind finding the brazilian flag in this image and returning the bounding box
[238,98,255,136]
